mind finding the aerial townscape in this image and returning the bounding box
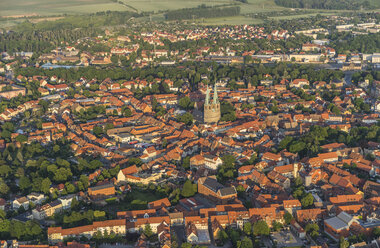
[0,0,380,248]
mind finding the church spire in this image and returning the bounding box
[205,85,210,105]
[213,83,218,104]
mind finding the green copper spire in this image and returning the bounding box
[205,85,210,105]
[213,83,218,104]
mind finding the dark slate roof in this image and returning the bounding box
[219,187,237,196]
[89,183,114,191]
[203,177,223,193]
[49,200,61,207]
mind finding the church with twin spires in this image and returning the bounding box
[203,84,221,123]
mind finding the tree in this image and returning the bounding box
[122,106,132,117]
[373,227,380,238]
[238,236,253,248]
[0,210,5,220]
[301,193,314,208]
[243,222,252,235]
[53,144,60,153]
[182,156,190,169]
[0,165,11,177]
[38,99,49,113]
[65,182,76,194]
[272,221,283,232]
[305,223,319,238]
[247,153,257,164]
[15,134,27,143]
[178,96,194,110]
[111,55,118,64]
[0,130,11,141]
[217,230,228,244]
[253,220,270,236]
[228,228,240,246]
[284,212,294,225]
[19,176,31,191]
[177,112,193,126]
[79,175,89,189]
[220,101,236,122]
[340,237,349,248]
[0,180,9,196]
[94,210,106,220]
[71,197,80,210]
[144,224,153,237]
[41,178,52,194]
[294,177,303,187]
[218,154,236,182]
[162,139,168,148]
[222,154,236,169]
[93,126,104,137]
[181,180,196,197]
[181,243,192,248]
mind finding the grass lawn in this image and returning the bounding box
[119,188,162,211]
[132,189,160,203]
[103,187,162,214]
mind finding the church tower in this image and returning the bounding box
[203,84,221,123]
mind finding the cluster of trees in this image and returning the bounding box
[0,210,43,240]
[291,88,315,101]
[74,105,106,122]
[218,154,236,183]
[177,112,194,126]
[330,33,380,54]
[178,96,195,110]
[216,222,270,248]
[133,82,171,99]
[278,124,380,158]
[0,28,98,54]
[165,5,240,21]
[0,80,40,114]
[247,9,313,21]
[220,101,236,122]
[274,0,372,10]
[0,135,117,199]
[90,229,125,244]
[352,70,380,85]
[59,209,106,228]
[291,178,314,208]
[93,123,115,138]
[354,98,371,113]
[261,14,335,33]
[16,63,344,94]
[305,223,319,238]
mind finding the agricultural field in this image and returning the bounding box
[1,0,378,27]
[118,0,233,13]
[0,0,129,17]
[239,0,286,14]
[195,15,263,25]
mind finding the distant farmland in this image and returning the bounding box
[1,0,378,27]
[118,0,233,13]
[0,0,285,17]
[0,0,130,17]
